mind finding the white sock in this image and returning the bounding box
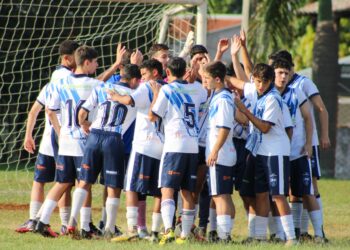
[217,215,231,240]
[177,195,183,216]
[59,207,71,226]
[40,199,57,225]
[281,215,296,240]
[29,201,42,220]
[161,199,175,231]
[290,202,303,229]
[35,204,44,220]
[268,213,276,235]
[255,216,268,240]
[181,209,195,238]
[70,188,88,225]
[275,216,286,240]
[80,207,91,231]
[101,207,107,225]
[126,206,138,232]
[230,218,235,233]
[309,210,323,237]
[105,198,119,234]
[248,213,256,238]
[194,203,199,223]
[301,209,309,233]
[316,195,323,221]
[151,212,162,232]
[209,208,217,231]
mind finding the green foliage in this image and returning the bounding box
[339,19,350,58]
[293,24,315,70]
[208,0,242,14]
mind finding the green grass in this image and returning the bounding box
[0,168,350,249]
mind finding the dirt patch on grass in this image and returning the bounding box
[0,203,29,210]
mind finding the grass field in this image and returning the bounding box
[1,167,350,249]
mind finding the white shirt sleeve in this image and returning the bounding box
[282,101,293,128]
[216,98,234,129]
[47,83,61,111]
[243,82,256,103]
[130,83,150,109]
[302,78,319,98]
[295,87,307,107]
[152,86,168,118]
[82,87,99,112]
[262,96,280,125]
[36,85,47,106]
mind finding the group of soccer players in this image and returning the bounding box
[17,29,330,246]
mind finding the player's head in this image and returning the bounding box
[252,63,274,95]
[120,64,141,89]
[271,58,291,90]
[268,50,294,67]
[149,43,169,70]
[59,40,80,69]
[190,44,208,67]
[139,59,163,82]
[74,45,99,74]
[202,61,226,90]
[166,57,186,80]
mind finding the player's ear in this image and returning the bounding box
[165,68,171,77]
[152,69,157,77]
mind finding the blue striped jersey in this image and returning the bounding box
[152,80,207,153]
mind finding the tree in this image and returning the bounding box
[312,0,339,176]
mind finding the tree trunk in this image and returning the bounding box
[312,0,339,177]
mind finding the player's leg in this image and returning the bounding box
[57,185,72,235]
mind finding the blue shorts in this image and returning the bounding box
[240,153,290,197]
[100,153,129,185]
[310,145,321,179]
[55,155,82,183]
[208,164,234,196]
[125,151,161,196]
[198,146,206,165]
[158,152,198,192]
[232,138,248,191]
[81,129,125,189]
[290,156,314,197]
[34,153,56,183]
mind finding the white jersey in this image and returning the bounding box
[289,73,319,146]
[48,74,101,156]
[83,82,136,135]
[198,91,212,147]
[152,80,207,153]
[37,66,72,156]
[282,86,308,160]
[129,81,165,159]
[206,88,236,167]
[245,84,290,156]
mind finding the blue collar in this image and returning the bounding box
[56,65,72,71]
[156,79,167,85]
[257,83,274,99]
[72,73,88,78]
[171,79,188,85]
[115,81,129,88]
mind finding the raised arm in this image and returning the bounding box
[239,29,253,77]
[179,31,195,59]
[231,35,249,82]
[214,38,229,61]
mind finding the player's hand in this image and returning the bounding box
[207,150,218,167]
[107,89,120,101]
[24,136,35,154]
[149,80,161,96]
[115,43,126,66]
[320,135,331,150]
[240,29,247,47]
[302,143,313,159]
[230,35,241,56]
[217,38,229,54]
[131,49,143,66]
[233,90,246,113]
[81,123,90,135]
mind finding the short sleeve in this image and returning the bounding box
[152,86,168,118]
[302,78,319,98]
[295,88,307,107]
[47,83,61,111]
[216,98,234,129]
[36,85,47,106]
[282,101,293,128]
[262,96,281,125]
[82,87,99,112]
[243,82,256,103]
[130,83,151,109]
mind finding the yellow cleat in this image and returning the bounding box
[110,231,139,242]
[159,229,175,246]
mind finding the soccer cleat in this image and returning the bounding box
[314,236,327,244]
[114,225,123,236]
[89,222,103,236]
[60,225,68,235]
[193,226,207,242]
[110,231,139,242]
[103,229,114,241]
[35,221,58,238]
[240,237,255,245]
[218,235,233,244]
[175,236,190,245]
[208,230,219,243]
[299,232,313,242]
[98,220,105,232]
[147,231,159,243]
[285,239,299,246]
[138,228,149,239]
[15,219,37,233]
[159,229,175,245]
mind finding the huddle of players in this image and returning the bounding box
[17,30,329,245]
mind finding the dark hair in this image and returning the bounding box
[148,43,169,58]
[190,44,208,59]
[252,63,274,83]
[166,57,186,78]
[204,61,227,82]
[226,62,245,77]
[121,64,141,80]
[59,40,80,56]
[74,46,98,66]
[271,58,292,71]
[140,59,163,76]
[269,50,294,66]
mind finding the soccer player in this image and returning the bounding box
[202,61,237,242]
[272,58,325,242]
[269,50,329,240]
[16,40,79,234]
[149,57,207,245]
[235,64,297,245]
[148,43,170,73]
[35,45,101,238]
[107,59,166,243]
[67,64,140,239]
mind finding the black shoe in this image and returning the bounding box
[208,230,219,243]
[98,220,105,232]
[89,222,102,236]
[114,225,123,236]
[35,221,58,238]
[218,235,232,244]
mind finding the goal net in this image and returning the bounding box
[0,0,205,192]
